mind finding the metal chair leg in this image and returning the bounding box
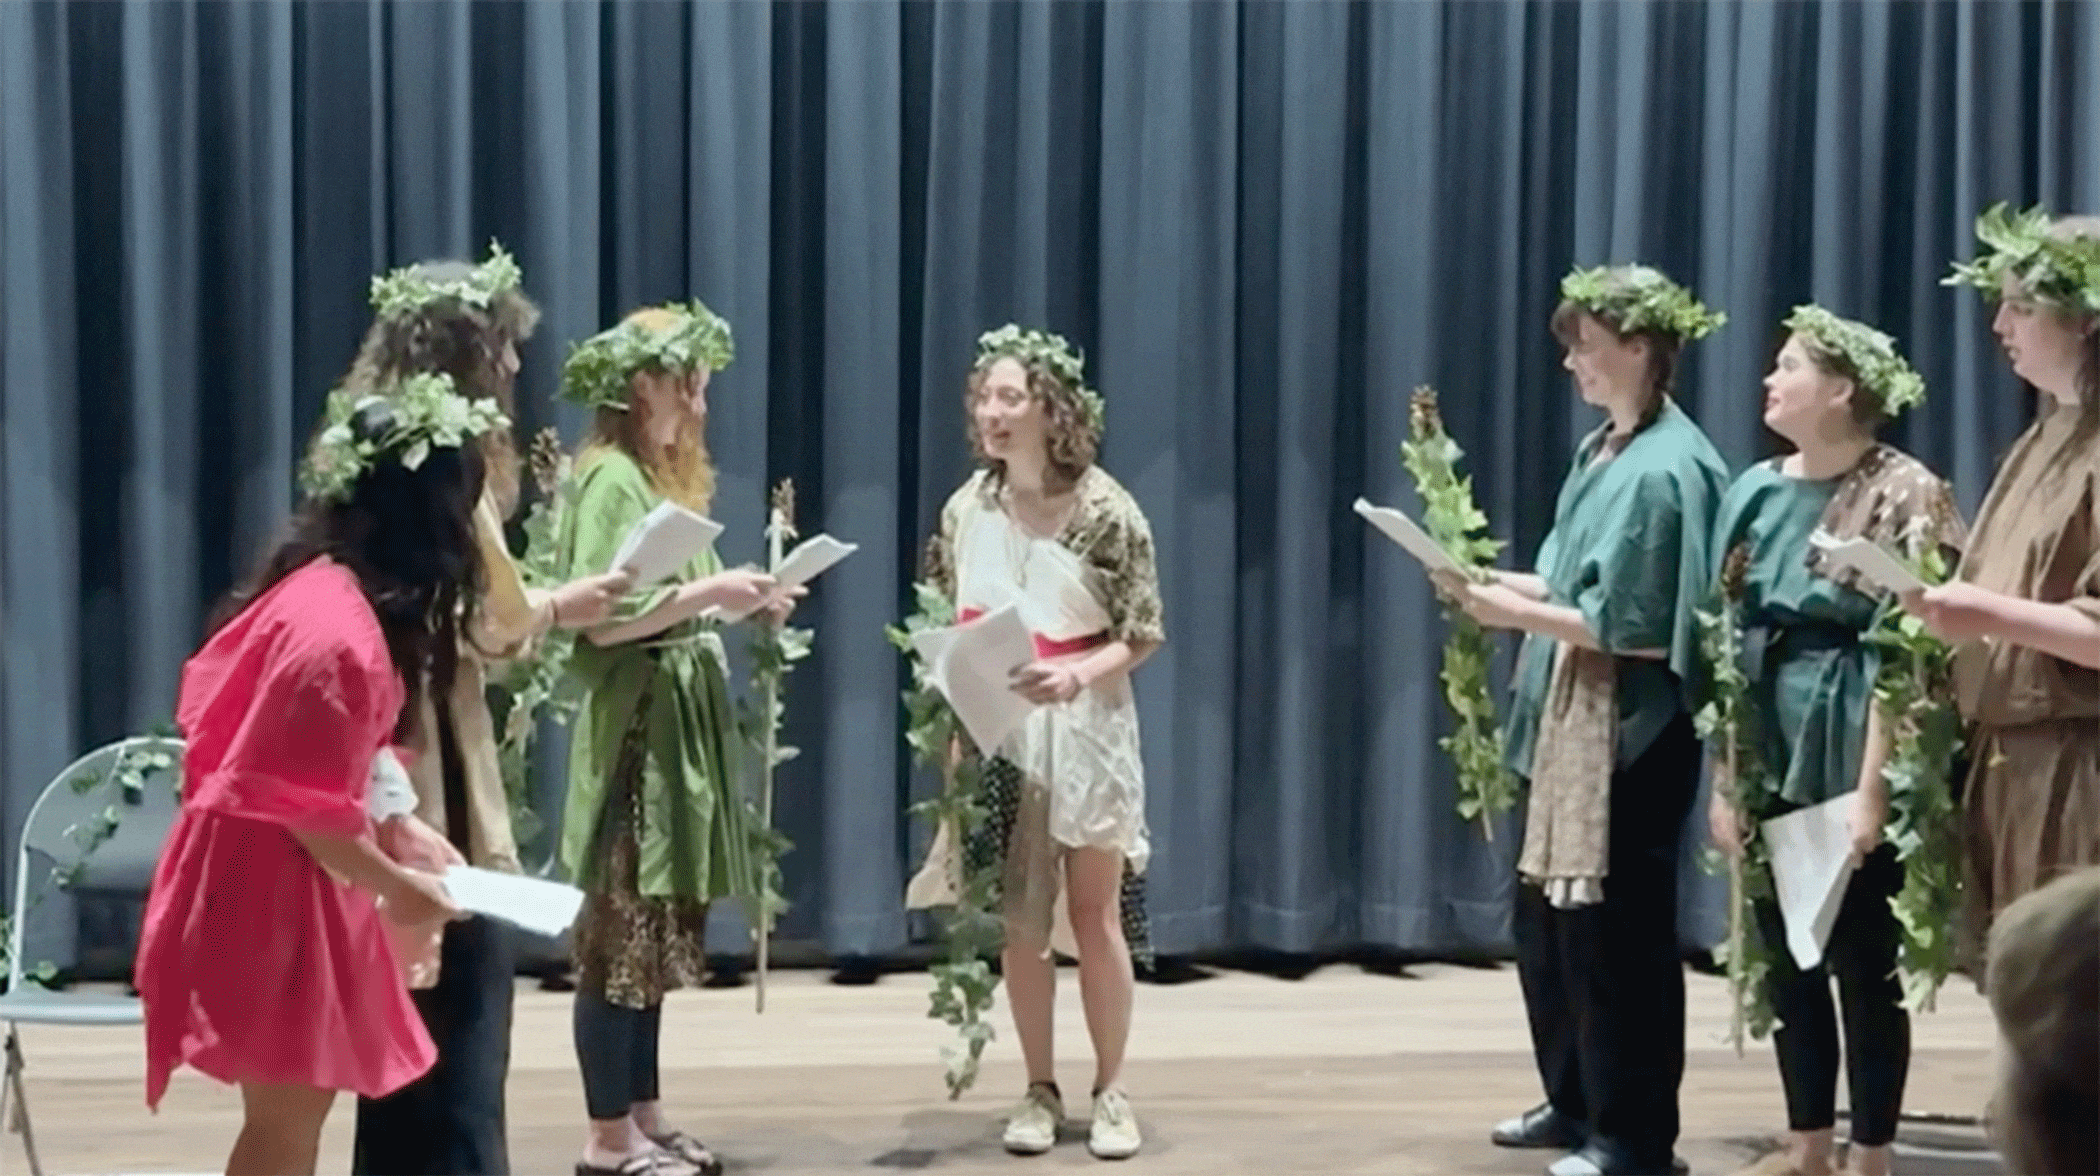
[3,1023,44,1176]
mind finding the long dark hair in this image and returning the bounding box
[341,261,539,517]
[211,415,488,734]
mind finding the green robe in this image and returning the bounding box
[1712,460,1882,812]
[1504,400,1730,779]
[556,447,756,903]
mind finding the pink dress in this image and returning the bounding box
[137,559,436,1107]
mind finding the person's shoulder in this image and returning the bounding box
[255,560,390,683]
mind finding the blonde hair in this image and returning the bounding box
[579,307,716,512]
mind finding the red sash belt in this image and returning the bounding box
[959,608,1110,660]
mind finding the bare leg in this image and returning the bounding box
[229,1081,334,1176]
[1064,847,1133,1094]
[1002,925,1059,1087]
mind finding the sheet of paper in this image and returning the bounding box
[712,534,860,623]
[610,501,724,586]
[1808,530,1926,595]
[909,604,1038,755]
[441,865,586,939]
[1761,795,1858,970]
[1353,497,1461,576]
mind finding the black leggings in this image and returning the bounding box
[574,990,664,1121]
[1753,843,1910,1147]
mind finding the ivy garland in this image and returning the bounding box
[1866,541,1965,1012]
[492,428,586,849]
[1,738,182,989]
[886,581,1004,1099]
[1399,387,1515,839]
[1694,545,1780,1051]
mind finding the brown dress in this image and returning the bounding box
[1953,402,2100,956]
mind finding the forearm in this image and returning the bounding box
[291,828,411,899]
[586,581,714,647]
[1857,703,1892,803]
[1981,593,2100,670]
[1500,597,1668,660]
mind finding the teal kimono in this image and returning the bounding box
[558,447,755,1006]
[1713,447,1964,814]
[1504,400,1731,781]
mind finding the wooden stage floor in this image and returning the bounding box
[7,962,2002,1175]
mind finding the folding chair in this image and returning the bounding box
[1,736,183,1176]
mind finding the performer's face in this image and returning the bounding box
[972,356,1047,464]
[1992,276,2090,397]
[1760,335,1853,444]
[1561,315,1649,409]
[633,366,709,447]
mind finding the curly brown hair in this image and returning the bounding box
[964,358,1100,490]
[339,260,540,517]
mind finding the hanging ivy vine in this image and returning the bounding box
[886,580,1004,1099]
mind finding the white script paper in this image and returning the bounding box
[441,865,587,939]
[610,501,724,586]
[909,605,1038,755]
[713,534,860,623]
[1353,497,1462,576]
[1808,530,1926,595]
[1761,795,1858,970]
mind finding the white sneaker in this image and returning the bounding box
[1002,1083,1063,1155]
[1087,1087,1142,1160]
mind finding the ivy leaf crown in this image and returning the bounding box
[559,300,736,411]
[973,323,1107,438]
[1559,264,1727,342]
[1942,202,2100,315]
[1783,303,1927,418]
[298,372,510,503]
[368,239,525,324]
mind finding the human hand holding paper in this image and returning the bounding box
[440,865,586,939]
[910,605,1038,754]
[1354,497,1463,576]
[714,534,858,623]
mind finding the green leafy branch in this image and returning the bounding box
[1866,543,1964,1012]
[735,479,809,1012]
[492,428,586,848]
[1399,387,1515,839]
[886,580,1003,1099]
[1693,547,1779,1051]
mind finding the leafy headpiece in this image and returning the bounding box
[1559,264,1726,342]
[559,300,735,411]
[369,240,525,324]
[1783,304,1926,417]
[1942,203,2100,315]
[298,373,509,503]
[973,323,1105,436]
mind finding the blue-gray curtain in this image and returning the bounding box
[4,0,2096,963]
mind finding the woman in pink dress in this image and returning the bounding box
[136,373,504,1176]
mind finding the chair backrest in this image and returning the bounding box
[7,735,185,991]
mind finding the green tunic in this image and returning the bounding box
[1504,400,1730,779]
[557,447,755,907]
[1712,460,1883,813]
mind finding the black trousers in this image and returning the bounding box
[574,990,664,1121]
[1754,843,1910,1147]
[1515,711,1700,1171]
[352,916,516,1176]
